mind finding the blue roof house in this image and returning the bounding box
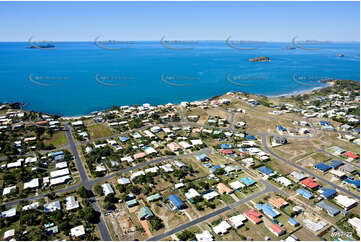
[221,144,233,149]
[240,177,256,186]
[277,125,287,132]
[119,137,129,142]
[316,201,340,216]
[314,163,331,172]
[258,166,275,176]
[288,218,299,227]
[330,160,343,169]
[246,135,257,140]
[319,188,337,199]
[343,179,360,188]
[296,189,313,199]
[256,203,280,218]
[168,195,186,210]
[197,154,208,161]
[210,165,222,173]
[319,121,332,126]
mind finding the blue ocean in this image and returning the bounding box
[0,41,359,116]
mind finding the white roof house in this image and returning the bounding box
[95,165,107,172]
[185,188,201,199]
[144,147,157,155]
[229,214,247,228]
[65,196,80,211]
[144,130,155,138]
[145,166,159,173]
[203,191,219,201]
[213,221,231,234]
[191,139,203,146]
[229,181,245,190]
[334,195,358,210]
[121,156,134,163]
[175,183,185,189]
[1,207,16,218]
[50,168,69,178]
[130,170,145,180]
[71,121,83,126]
[24,178,39,189]
[55,162,68,169]
[3,229,15,240]
[50,175,71,186]
[70,225,85,237]
[179,141,192,149]
[25,157,37,164]
[173,160,185,168]
[44,201,61,213]
[2,185,16,196]
[195,230,214,241]
[160,164,174,173]
[275,177,292,187]
[7,160,22,168]
[101,183,114,196]
[117,177,130,185]
[348,217,360,236]
[22,202,39,211]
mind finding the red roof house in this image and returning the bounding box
[300,177,319,190]
[268,224,286,236]
[220,149,234,155]
[243,209,262,224]
[344,151,359,160]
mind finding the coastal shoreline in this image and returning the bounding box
[0,80,339,119]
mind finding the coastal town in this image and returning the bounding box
[0,79,359,241]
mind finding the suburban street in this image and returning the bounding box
[148,180,287,241]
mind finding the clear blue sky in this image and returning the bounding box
[0,1,359,41]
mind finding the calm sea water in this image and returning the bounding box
[0,41,359,116]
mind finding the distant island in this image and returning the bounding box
[28,43,55,49]
[248,56,270,62]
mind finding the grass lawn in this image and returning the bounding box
[43,131,67,147]
[220,194,236,204]
[88,124,113,139]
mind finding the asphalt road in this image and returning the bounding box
[64,123,112,241]
[148,180,284,241]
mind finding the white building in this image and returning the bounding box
[185,188,201,199]
[229,214,247,228]
[101,183,114,196]
[195,230,214,241]
[70,225,85,237]
[24,178,39,189]
[334,195,357,210]
[213,221,231,234]
[65,196,80,211]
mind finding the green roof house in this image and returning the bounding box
[146,193,162,202]
[138,206,154,220]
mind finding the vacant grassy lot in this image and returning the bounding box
[43,131,67,147]
[88,124,113,139]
